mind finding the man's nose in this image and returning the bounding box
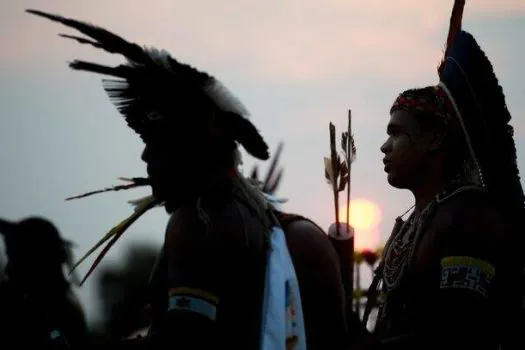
[141,146,151,163]
[380,140,390,154]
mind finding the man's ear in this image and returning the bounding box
[428,129,446,153]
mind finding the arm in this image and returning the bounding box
[158,203,267,349]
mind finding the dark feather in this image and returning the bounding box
[58,33,104,48]
[437,0,465,75]
[268,168,284,194]
[65,177,149,201]
[250,166,259,181]
[27,9,145,60]
[338,159,349,192]
[440,30,524,214]
[69,61,130,77]
[249,142,284,195]
[350,135,357,160]
[221,112,269,160]
[262,141,284,189]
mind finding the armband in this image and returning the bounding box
[439,256,495,298]
[167,287,219,321]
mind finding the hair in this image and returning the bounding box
[194,141,271,235]
[393,87,468,183]
[394,87,448,131]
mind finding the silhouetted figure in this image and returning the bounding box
[0,217,87,348]
[357,1,525,349]
[28,9,351,349]
[95,243,159,340]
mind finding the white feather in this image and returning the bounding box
[142,47,173,70]
[204,78,250,117]
[128,194,162,211]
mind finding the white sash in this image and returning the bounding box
[260,225,307,350]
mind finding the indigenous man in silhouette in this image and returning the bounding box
[28,9,351,349]
[361,1,525,349]
[0,217,87,348]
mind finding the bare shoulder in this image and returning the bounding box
[450,190,504,232]
[286,217,331,246]
[437,188,508,250]
[284,217,340,271]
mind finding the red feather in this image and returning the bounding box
[438,0,466,75]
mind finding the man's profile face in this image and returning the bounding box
[140,110,219,204]
[380,109,436,189]
[141,138,202,203]
[142,141,179,202]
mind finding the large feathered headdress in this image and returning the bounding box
[436,1,524,209]
[26,9,270,160]
[27,9,272,284]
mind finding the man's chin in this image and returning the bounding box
[386,173,409,189]
[151,183,192,205]
[151,185,168,202]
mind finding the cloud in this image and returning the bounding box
[2,0,524,83]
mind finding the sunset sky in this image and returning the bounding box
[1,0,524,325]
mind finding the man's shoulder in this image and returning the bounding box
[274,211,326,235]
[437,186,501,222]
[165,200,268,253]
[435,186,506,246]
[275,211,335,257]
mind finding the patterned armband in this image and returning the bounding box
[167,287,220,321]
[439,256,495,298]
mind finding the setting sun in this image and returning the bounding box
[338,198,382,250]
[339,198,382,231]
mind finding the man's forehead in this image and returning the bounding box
[388,110,419,129]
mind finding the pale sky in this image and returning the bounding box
[1,0,524,326]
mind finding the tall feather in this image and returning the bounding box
[65,177,149,201]
[325,123,348,237]
[437,0,465,75]
[341,110,357,226]
[250,166,259,182]
[268,168,284,194]
[261,142,284,193]
[249,142,285,196]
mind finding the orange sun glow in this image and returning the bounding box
[339,198,382,231]
[338,198,382,250]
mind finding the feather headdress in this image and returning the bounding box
[438,3,525,296]
[26,9,269,160]
[435,0,524,210]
